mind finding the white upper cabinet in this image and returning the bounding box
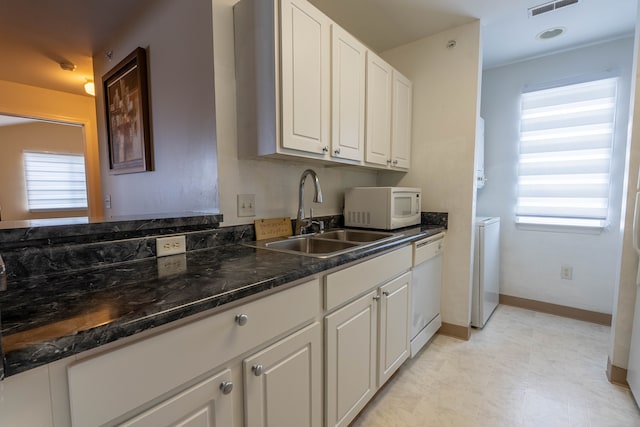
[365,51,393,167]
[331,24,366,162]
[280,0,331,155]
[234,0,412,170]
[391,71,412,170]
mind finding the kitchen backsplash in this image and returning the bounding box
[0,212,446,283]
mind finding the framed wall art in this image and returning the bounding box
[103,47,153,174]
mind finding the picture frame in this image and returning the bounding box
[103,47,153,174]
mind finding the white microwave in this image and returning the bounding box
[344,187,422,230]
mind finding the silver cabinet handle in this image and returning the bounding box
[334,148,340,155]
[322,146,329,152]
[220,381,233,395]
[235,314,248,326]
[252,364,264,376]
[383,291,390,297]
[373,295,381,301]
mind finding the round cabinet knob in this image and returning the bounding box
[235,314,248,326]
[322,146,329,152]
[383,291,390,297]
[220,381,233,395]
[334,148,341,155]
[386,159,392,164]
[393,160,398,165]
[373,295,381,301]
[252,364,264,376]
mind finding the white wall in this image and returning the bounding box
[94,0,219,218]
[377,21,483,328]
[212,0,377,226]
[479,38,634,315]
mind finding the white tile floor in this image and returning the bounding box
[351,305,640,427]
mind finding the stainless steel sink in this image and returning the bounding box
[265,236,358,254]
[246,229,403,258]
[316,229,396,243]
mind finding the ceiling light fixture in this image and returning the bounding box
[84,81,95,96]
[536,27,566,40]
[59,61,76,71]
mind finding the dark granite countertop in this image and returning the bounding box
[0,225,444,378]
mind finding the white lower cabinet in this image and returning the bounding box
[120,369,234,427]
[378,271,411,386]
[325,291,378,427]
[67,279,320,427]
[324,247,412,427]
[4,246,417,427]
[244,322,322,427]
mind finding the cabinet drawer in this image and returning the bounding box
[413,233,445,266]
[68,278,320,427]
[325,246,411,311]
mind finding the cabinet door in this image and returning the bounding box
[244,322,322,427]
[331,24,365,162]
[378,272,411,387]
[391,71,412,169]
[280,0,330,155]
[119,369,233,427]
[365,51,392,167]
[325,291,378,427]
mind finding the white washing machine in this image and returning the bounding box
[471,217,500,328]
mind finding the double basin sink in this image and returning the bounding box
[247,229,403,258]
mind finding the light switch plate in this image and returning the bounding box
[237,194,256,217]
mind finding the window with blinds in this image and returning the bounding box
[516,77,618,228]
[23,151,88,211]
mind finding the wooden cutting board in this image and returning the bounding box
[254,217,292,241]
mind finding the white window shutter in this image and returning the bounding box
[24,152,88,211]
[516,77,618,228]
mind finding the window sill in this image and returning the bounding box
[515,219,607,235]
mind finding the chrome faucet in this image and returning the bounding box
[295,169,323,235]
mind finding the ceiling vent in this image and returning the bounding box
[528,0,580,18]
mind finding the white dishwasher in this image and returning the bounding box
[410,232,445,357]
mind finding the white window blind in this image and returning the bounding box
[24,151,88,211]
[516,77,618,228]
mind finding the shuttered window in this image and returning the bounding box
[24,151,88,211]
[516,77,618,228]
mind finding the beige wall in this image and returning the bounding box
[212,0,377,226]
[377,21,483,328]
[611,6,640,369]
[0,80,102,219]
[0,122,87,220]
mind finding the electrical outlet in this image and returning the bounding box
[561,265,573,280]
[104,194,111,209]
[237,194,256,217]
[156,235,186,257]
[157,253,187,277]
